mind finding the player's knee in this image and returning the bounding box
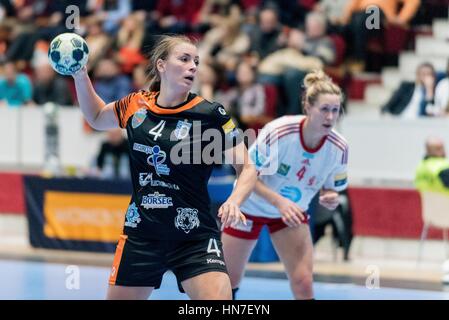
[206,278,232,300]
[290,273,314,299]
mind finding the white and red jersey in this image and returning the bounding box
[240,115,348,218]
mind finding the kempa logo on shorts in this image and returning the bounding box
[125,202,141,228]
[139,172,180,190]
[174,208,200,234]
[132,108,147,128]
[141,192,173,209]
[206,258,225,266]
[133,143,170,176]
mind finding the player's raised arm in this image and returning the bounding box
[72,67,119,130]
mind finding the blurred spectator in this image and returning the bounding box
[197,0,242,31]
[5,0,70,63]
[95,128,130,180]
[381,62,438,118]
[314,0,350,32]
[341,0,421,72]
[434,59,449,117]
[258,28,323,115]
[247,5,285,64]
[199,16,250,73]
[303,11,336,65]
[87,0,131,35]
[85,17,112,72]
[0,60,33,107]
[220,61,269,130]
[115,12,145,74]
[258,28,323,76]
[132,62,149,91]
[153,0,204,34]
[265,0,314,28]
[0,24,10,62]
[93,58,132,103]
[32,64,73,106]
[0,0,14,23]
[415,136,449,194]
[194,63,218,102]
[131,0,157,11]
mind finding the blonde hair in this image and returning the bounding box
[302,70,343,110]
[146,35,197,92]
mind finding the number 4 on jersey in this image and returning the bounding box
[296,166,306,181]
[149,120,166,141]
[207,238,221,257]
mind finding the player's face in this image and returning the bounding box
[159,42,199,92]
[307,94,341,135]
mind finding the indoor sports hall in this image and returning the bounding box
[1,0,449,300]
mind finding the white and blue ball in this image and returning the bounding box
[48,33,89,76]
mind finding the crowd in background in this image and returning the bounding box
[1,0,448,126]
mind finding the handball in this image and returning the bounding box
[48,33,89,76]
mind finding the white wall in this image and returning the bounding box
[339,116,449,182]
[0,108,106,170]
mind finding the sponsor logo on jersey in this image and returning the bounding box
[174,208,200,234]
[124,202,141,228]
[276,163,291,176]
[174,120,192,140]
[131,108,147,128]
[280,186,302,202]
[133,143,170,176]
[139,172,180,190]
[302,152,315,159]
[230,219,253,233]
[221,119,236,134]
[141,192,173,209]
[334,173,347,187]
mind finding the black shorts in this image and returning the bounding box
[108,234,228,292]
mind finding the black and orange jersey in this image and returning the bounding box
[113,90,241,241]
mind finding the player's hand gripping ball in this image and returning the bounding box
[48,33,89,76]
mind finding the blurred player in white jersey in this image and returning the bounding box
[222,70,348,300]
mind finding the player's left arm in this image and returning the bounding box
[219,142,257,228]
[212,102,257,228]
[320,154,348,211]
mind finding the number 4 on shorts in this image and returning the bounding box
[207,238,221,257]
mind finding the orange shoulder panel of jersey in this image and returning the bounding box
[114,91,153,128]
[147,95,205,115]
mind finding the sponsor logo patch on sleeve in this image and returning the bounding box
[334,173,347,187]
[222,119,236,134]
